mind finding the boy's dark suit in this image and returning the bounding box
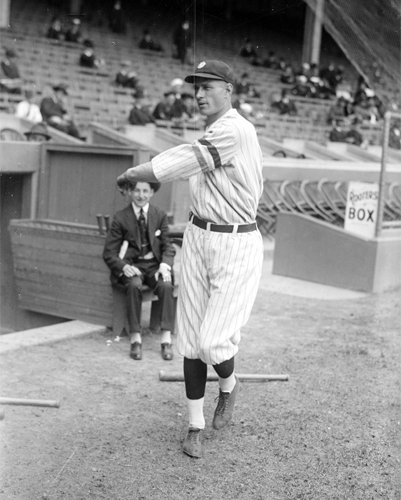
[103,203,175,335]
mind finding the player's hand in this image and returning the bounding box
[122,264,142,278]
[155,263,171,282]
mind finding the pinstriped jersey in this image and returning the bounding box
[152,108,263,224]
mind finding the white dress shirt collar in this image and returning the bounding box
[132,203,149,218]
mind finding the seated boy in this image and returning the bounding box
[103,180,175,361]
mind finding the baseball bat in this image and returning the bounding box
[103,214,110,232]
[96,214,104,235]
[0,397,60,408]
[159,371,288,382]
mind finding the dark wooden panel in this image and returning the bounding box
[9,219,113,324]
[9,219,181,326]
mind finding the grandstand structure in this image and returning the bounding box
[1,0,400,333]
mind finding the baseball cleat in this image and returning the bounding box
[212,376,240,430]
[182,427,203,458]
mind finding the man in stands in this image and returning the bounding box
[153,91,183,121]
[79,39,103,69]
[15,88,42,123]
[115,61,139,90]
[0,47,23,93]
[271,89,298,116]
[46,16,64,40]
[24,122,52,142]
[139,29,163,52]
[40,83,81,139]
[128,87,155,126]
[172,19,192,65]
[65,18,82,43]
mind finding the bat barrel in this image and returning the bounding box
[0,397,60,408]
[159,371,288,382]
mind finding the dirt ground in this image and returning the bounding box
[1,266,400,500]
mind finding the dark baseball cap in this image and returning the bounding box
[185,60,234,85]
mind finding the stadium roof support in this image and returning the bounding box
[304,0,400,94]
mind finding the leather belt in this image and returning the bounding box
[190,214,257,233]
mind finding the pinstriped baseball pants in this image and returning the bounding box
[176,222,264,365]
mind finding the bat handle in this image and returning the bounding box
[104,215,110,232]
[96,214,104,235]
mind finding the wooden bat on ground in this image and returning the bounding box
[0,397,60,408]
[159,371,289,382]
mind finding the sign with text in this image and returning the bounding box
[344,181,379,238]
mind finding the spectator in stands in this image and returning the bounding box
[297,61,311,79]
[239,38,257,59]
[40,83,81,139]
[319,62,337,92]
[353,78,373,106]
[0,47,22,93]
[109,0,126,34]
[139,29,163,52]
[79,39,103,69]
[291,74,314,98]
[153,91,183,121]
[280,65,296,85]
[173,19,193,65]
[128,87,155,126]
[46,16,64,40]
[278,57,287,71]
[232,93,255,121]
[309,64,334,99]
[271,89,297,116]
[168,78,189,117]
[115,61,139,90]
[327,96,352,125]
[263,51,280,70]
[360,96,382,124]
[15,88,42,123]
[24,122,52,142]
[329,119,347,142]
[180,92,200,121]
[234,72,260,98]
[344,117,364,146]
[389,121,401,150]
[65,18,83,43]
[329,118,364,146]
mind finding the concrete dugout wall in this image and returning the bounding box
[273,212,401,293]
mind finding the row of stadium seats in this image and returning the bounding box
[257,179,401,236]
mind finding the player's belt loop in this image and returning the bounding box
[232,224,239,234]
[206,222,212,231]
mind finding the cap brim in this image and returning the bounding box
[184,73,226,83]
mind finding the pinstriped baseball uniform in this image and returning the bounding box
[152,108,264,365]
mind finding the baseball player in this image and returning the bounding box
[116,60,264,458]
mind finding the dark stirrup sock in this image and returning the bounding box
[213,356,235,379]
[184,357,207,400]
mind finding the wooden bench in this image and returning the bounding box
[8,219,182,333]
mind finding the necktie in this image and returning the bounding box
[138,208,150,256]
